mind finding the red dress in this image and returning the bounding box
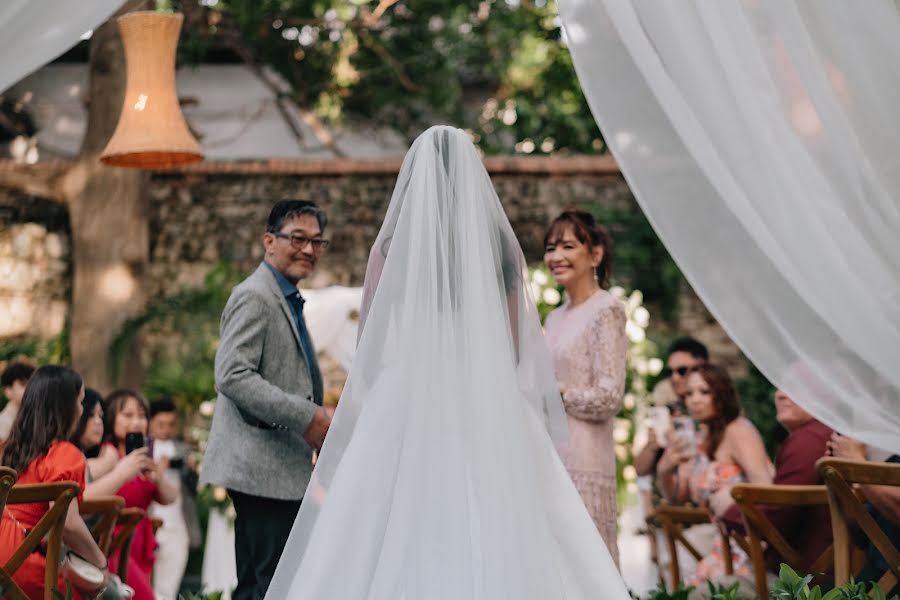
[104,444,159,600]
[0,441,86,600]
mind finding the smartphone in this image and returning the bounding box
[124,432,145,455]
[146,437,155,460]
[671,416,697,456]
[168,457,185,470]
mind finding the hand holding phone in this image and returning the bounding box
[124,432,145,455]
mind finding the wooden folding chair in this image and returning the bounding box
[1,480,80,600]
[730,484,833,598]
[80,496,125,555]
[654,503,735,590]
[0,466,15,510]
[108,507,146,583]
[818,458,900,595]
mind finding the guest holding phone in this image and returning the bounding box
[102,389,177,600]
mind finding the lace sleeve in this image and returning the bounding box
[562,301,627,423]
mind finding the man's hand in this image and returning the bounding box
[827,432,867,461]
[303,407,332,451]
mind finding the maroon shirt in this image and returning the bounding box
[721,419,833,574]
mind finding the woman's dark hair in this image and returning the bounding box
[71,387,104,457]
[104,389,149,445]
[543,208,615,288]
[1,365,83,473]
[694,364,742,459]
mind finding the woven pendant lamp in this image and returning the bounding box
[100,11,202,169]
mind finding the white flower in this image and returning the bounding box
[623,393,636,410]
[648,358,664,376]
[615,444,628,461]
[626,321,646,343]
[633,357,648,376]
[213,486,228,502]
[627,482,639,494]
[610,286,626,299]
[613,422,630,443]
[634,306,650,328]
[623,465,637,481]
[531,269,548,285]
[199,400,215,417]
[542,288,561,306]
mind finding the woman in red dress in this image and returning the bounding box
[0,365,108,599]
[101,389,177,600]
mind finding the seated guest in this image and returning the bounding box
[101,389,178,600]
[719,389,833,576]
[0,361,35,443]
[656,364,773,584]
[71,387,114,480]
[0,365,108,599]
[828,433,899,594]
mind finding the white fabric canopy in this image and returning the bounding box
[559,0,900,453]
[0,0,123,93]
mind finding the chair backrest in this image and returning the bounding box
[109,507,146,582]
[730,483,832,598]
[0,466,15,512]
[2,481,81,600]
[80,496,125,555]
[817,458,900,595]
[653,503,734,590]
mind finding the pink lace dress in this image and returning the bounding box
[544,289,627,566]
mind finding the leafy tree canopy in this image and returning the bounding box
[166,0,603,154]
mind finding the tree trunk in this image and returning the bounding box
[62,0,151,392]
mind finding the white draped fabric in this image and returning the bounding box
[559,0,900,453]
[301,286,363,372]
[0,0,123,93]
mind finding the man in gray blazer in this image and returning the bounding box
[201,200,332,600]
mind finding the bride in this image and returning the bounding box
[265,126,628,599]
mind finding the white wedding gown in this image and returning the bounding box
[265,126,628,600]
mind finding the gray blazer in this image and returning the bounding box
[200,264,319,500]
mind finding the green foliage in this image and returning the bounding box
[172,0,602,154]
[181,591,224,600]
[643,582,695,600]
[736,365,785,459]
[707,580,746,600]
[107,262,245,411]
[771,565,899,600]
[590,206,683,324]
[0,322,71,408]
[0,320,70,366]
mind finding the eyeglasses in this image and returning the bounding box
[273,233,331,252]
[667,365,699,377]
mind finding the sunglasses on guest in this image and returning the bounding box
[665,365,699,377]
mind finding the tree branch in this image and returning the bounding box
[0,165,67,203]
[357,29,421,93]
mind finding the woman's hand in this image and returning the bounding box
[113,448,152,480]
[656,432,692,475]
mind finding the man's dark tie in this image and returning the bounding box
[291,294,323,406]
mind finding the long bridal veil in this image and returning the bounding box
[265,126,626,600]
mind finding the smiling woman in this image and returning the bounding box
[541,208,627,567]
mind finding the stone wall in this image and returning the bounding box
[0,159,747,375]
[0,194,70,339]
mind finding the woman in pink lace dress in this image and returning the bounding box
[543,209,627,566]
